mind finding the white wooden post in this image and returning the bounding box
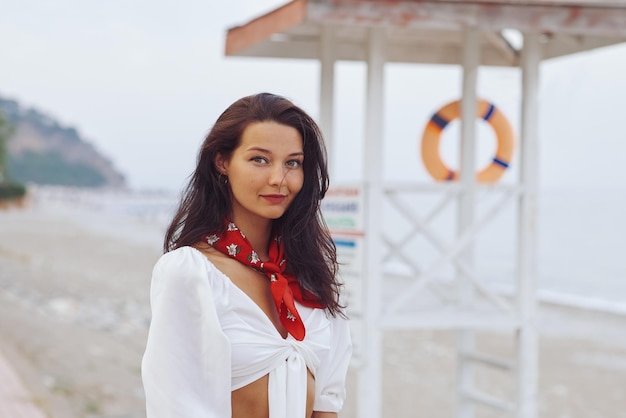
[456,29,480,418]
[359,26,385,418]
[517,32,541,418]
[319,25,336,175]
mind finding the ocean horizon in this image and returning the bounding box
[29,184,626,316]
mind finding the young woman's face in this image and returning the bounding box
[217,121,305,225]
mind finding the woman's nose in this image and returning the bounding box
[269,164,287,187]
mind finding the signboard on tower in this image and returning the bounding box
[322,184,365,364]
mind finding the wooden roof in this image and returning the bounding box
[225,0,626,66]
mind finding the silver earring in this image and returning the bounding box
[220,174,228,185]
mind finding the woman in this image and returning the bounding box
[142,93,352,418]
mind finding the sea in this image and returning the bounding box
[32,185,626,315]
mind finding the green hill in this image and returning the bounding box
[0,96,126,188]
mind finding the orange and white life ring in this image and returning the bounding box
[420,99,515,183]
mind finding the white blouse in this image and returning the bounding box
[142,246,352,418]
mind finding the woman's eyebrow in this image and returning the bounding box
[245,146,271,154]
[245,147,304,157]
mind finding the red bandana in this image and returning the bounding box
[204,221,325,341]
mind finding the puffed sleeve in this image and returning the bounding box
[313,313,353,412]
[141,247,231,417]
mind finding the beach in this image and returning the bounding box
[1,189,625,418]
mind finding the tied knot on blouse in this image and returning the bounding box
[205,221,325,341]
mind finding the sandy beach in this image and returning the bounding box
[1,189,625,418]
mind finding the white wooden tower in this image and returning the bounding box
[223,1,626,417]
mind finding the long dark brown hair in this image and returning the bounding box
[164,92,343,315]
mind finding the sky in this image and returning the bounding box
[2,0,626,192]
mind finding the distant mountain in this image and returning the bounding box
[0,96,126,188]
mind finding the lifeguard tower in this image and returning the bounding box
[223,1,626,417]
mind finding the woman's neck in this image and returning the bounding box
[230,215,273,260]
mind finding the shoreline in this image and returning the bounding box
[19,186,626,316]
[12,185,626,316]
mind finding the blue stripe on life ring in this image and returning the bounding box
[492,157,509,168]
[482,103,495,121]
[431,113,449,130]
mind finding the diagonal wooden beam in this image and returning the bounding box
[225,0,308,56]
[484,31,520,66]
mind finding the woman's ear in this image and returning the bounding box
[214,153,228,175]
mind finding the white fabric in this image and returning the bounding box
[142,246,352,418]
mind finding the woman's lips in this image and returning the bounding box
[261,194,286,204]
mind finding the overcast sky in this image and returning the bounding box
[2,0,626,192]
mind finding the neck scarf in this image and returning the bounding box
[205,221,325,341]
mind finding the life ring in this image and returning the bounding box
[420,99,515,183]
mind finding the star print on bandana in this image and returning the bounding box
[226,243,239,256]
[249,251,260,264]
[206,234,219,245]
